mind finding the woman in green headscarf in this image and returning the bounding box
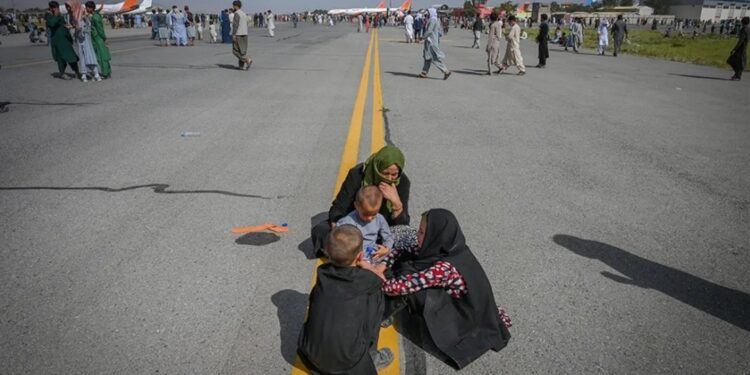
[311,146,411,256]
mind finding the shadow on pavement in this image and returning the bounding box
[669,73,729,81]
[116,62,217,70]
[394,307,453,369]
[452,69,488,76]
[271,289,308,366]
[0,184,280,199]
[553,234,750,332]
[386,71,438,79]
[549,49,600,56]
[0,100,98,107]
[298,212,328,260]
[236,232,280,246]
[216,63,242,70]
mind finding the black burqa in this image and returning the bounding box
[297,264,384,375]
[728,24,748,78]
[538,21,549,65]
[393,209,511,369]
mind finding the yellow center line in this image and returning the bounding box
[292,30,387,375]
[371,32,385,153]
[2,45,153,69]
[370,29,401,375]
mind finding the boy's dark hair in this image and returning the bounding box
[327,224,363,266]
[617,14,623,20]
[233,0,242,8]
[508,15,516,22]
[49,1,59,8]
[356,185,382,210]
[490,12,498,21]
[85,1,95,9]
[743,17,749,25]
[541,14,547,21]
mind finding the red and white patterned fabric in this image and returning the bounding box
[382,260,467,298]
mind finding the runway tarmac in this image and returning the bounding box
[1,22,748,375]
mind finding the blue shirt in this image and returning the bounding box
[336,211,394,251]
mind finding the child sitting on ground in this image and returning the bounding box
[297,224,394,374]
[335,185,393,263]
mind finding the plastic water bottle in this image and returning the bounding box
[181,132,201,137]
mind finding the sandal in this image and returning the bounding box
[443,71,451,80]
[418,72,427,78]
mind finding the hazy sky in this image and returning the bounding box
[0,0,485,13]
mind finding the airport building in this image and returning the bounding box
[669,0,750,21]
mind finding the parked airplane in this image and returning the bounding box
[59,0,140,15]
[329,0,413,16]
[124,0,152,15]
[328,1,386,16]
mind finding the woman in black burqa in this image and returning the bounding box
[375,209,512,369]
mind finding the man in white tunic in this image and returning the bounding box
[499,15,525,75]
[403,11,414,43]
[598,18,609,55]
[266,10,275,37]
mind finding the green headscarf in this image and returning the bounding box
[362,146,405,212]
[362,146,405,187]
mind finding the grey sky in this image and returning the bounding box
[0,0,480,13]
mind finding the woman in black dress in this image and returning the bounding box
[373,209,512,369]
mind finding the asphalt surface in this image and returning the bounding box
[1,22,749,375]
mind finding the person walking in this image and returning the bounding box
[196,14,203,40]
[404,11,414,42]
[414,13,423,42]
[46,1,80,79]
[570,17,583,53]
[156,9,169,46]
[471,15,482,49]
[150,9,158,39]
[612,14,628,57]
[419,8,451,80]
[486,12,503,75]
[87,1,111,78]
[266,10,275,37]
[598,18,609,55]
[184,6,195,46]
[728,16,749,80]
[74,7,101,82]
[536,14,549,68]
[231,0,251,71]
[220,9,231,43]
[499,15,525,75]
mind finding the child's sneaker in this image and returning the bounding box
[371,348,394,370]
[94,75,102,82]
[81,74,88,82]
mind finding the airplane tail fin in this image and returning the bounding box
[140,0,152,10]
[399,0,413,11]
[122,0,139,12]
[376,0,386,8]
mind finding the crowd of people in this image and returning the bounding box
[45,1,111,81]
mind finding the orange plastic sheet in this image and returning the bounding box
[231,223,289,235]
